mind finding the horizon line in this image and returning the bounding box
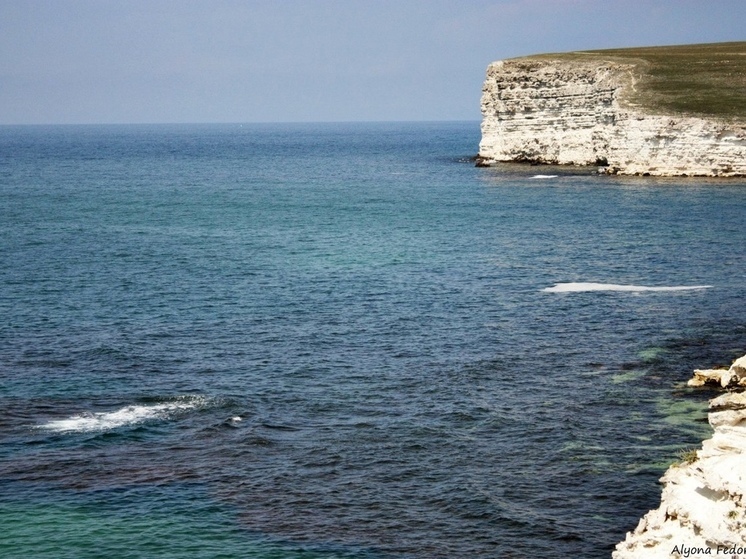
[0,118,482,127]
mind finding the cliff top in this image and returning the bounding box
[526,41,746,120]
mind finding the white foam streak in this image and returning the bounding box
[40,400,202,433]
[530,174,558,179]
[543,282,712,293]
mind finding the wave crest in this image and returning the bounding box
[543,282,712,293]
[38,396,207,433]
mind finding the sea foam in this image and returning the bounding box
[543,282,712,293]
[39,398,205,433]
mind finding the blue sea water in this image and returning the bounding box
[0,121,744,558]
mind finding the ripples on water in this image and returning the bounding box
[1,122,745,558]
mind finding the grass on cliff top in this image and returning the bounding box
[536,41,746,120]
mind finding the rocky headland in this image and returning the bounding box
[478,42,746,176]
[613,356,746,558]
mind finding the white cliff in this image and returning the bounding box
[478,58,746,176]
[613,355,746,559]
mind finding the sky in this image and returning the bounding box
[1,0,744,124]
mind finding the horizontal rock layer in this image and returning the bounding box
[689,355,746,389]
[613,355,746,558]
[478,58,746,176]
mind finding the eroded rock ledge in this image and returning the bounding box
[689,356,746,389]
[613,355,746,558]
[478,58,746,176]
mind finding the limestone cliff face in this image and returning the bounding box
[478,58,746,176]
[613,356,746,559]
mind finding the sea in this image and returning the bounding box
[1,121,744,559]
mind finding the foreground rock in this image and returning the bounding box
[478,58,746,177]
[613,356,746,558]
[689,356,746,388]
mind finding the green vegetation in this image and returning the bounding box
[539,42,746,120]
[676,447,700,466]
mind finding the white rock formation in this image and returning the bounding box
[689,356,746,388]
[613,356,746,559]
[478,58,746,176]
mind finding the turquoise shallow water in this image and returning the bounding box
[1,122,745,558]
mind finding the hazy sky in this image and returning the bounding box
[1,0,744,124]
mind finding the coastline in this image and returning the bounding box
[613,356,746,558]
[477,43,746,177]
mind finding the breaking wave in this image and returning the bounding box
[38,396,208,433]
[543,282,712,293]
[530,174,558,179]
